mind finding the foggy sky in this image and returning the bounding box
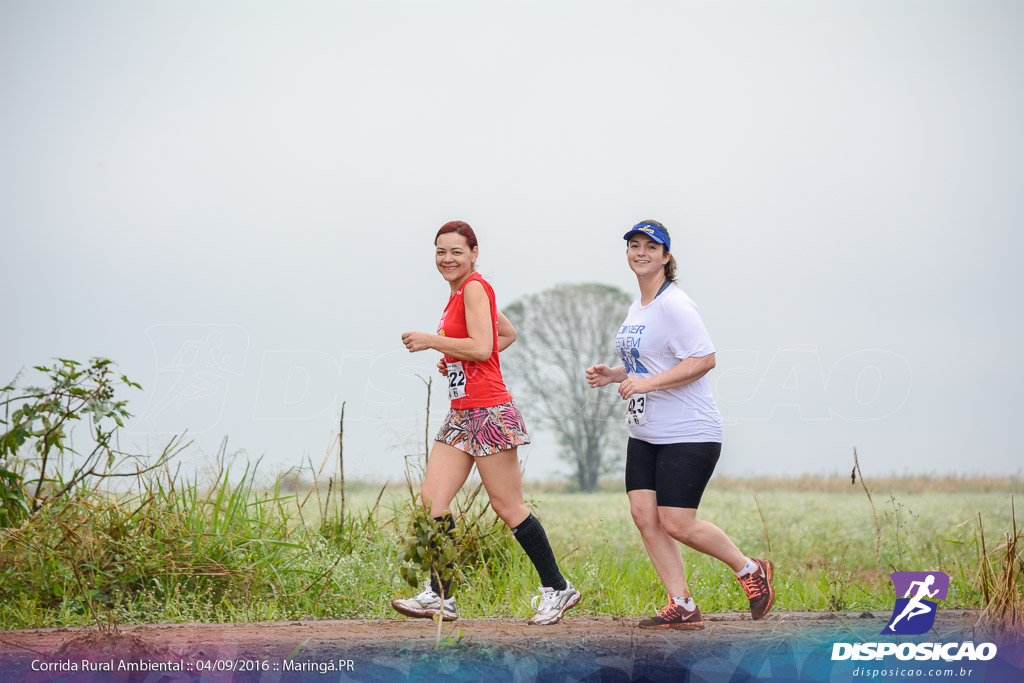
[2,1,1022,482]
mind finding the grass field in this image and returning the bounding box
[1,462,1020,631]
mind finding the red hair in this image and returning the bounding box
[435,221,478,249]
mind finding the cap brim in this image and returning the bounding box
[622,230,667,245]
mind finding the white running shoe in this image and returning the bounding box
[391,582,457,621]
[528,580,581,625]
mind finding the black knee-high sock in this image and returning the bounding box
[511,513,567,591]
[429,513,456,598]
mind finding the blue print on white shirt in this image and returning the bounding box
[623,347,649,374]
[617,325,649,374]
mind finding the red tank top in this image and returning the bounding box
[437,272,512,409]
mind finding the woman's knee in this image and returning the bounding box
[630,503,662,536]
[490,498,528,526]
[659,511,697,544]
[420,486,452,516]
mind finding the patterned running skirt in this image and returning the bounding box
[435,399,531,457]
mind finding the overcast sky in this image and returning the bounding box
[2,1,1022,483]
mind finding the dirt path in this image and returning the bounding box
[0,610,1014,682]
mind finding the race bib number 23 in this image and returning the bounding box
[625,393,648,426]
[446,361,467,400]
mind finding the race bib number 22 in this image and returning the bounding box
[446,361,467,400]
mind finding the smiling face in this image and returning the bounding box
[626,233,670,279]
[435,231,478,287]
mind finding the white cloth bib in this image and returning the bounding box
[625,392,649,426]
[446,361,467,400]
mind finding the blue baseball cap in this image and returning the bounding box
[622,221,670,251]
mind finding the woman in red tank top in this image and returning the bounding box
[392,221,580,626]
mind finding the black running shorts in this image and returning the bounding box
[624,438,722,509]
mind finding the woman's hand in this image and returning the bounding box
[619,376,654,400]
[401,331,434,353]
[437,358,448,375]
[586,364,627,388]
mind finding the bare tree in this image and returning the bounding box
[503,283,632,492]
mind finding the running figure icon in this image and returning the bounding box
[886,574,939,632]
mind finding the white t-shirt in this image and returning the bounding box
[615,283,723,444]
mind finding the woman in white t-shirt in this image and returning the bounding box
[586,220,776,629]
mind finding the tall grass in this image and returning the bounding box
[975,498,1023,636]
[1,464,1021,633]
[0,458,399,629]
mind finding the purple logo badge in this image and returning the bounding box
[883,571,949,635]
